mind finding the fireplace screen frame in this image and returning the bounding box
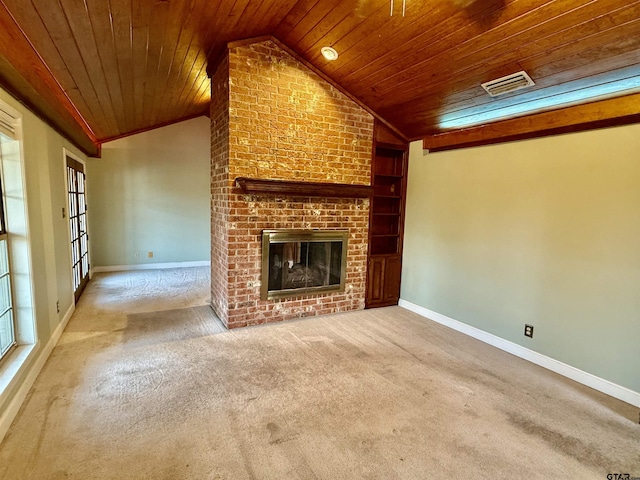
[261,229,349,300]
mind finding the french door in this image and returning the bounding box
[67,156,89,302]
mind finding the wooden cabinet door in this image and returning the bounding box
[366,255,402,307]
[383,256,402,303]
[367,257,386,305]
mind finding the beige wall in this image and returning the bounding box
[0,95,210,439]
[402,125,640,393]
[87,116,211,267]
[0,89,84,341]
[0,86,85,423]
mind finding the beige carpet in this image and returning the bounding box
[0,267,638,479]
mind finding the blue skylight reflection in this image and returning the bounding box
[439,78,640,130]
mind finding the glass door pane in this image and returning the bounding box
[67,157,90,302]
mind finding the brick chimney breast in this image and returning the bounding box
[210,39,373,328]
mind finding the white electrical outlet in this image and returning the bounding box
[524,324,534,338]
[135,252,139,259]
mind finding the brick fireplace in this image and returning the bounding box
[210,38,374,329]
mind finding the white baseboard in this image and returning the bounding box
[398,299,640,408]
[0,303,75,443]
[92,260,211,273]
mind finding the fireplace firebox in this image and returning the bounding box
[261,230,349,300]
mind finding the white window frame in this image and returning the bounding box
[0,98,38,437]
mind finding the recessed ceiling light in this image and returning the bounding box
[321,46,339,61]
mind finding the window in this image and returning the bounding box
[0,101,35,372]
[0,159,14,362]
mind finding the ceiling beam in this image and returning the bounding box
[422,93,640,152]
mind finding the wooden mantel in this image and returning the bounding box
[235,177,373,198]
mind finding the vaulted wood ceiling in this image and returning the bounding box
[0,0,639,156]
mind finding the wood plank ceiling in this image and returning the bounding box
[0,0,639,156]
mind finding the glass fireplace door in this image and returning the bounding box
[261,230,348,300]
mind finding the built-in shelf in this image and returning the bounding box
[235,177,373,198]
[366,132,408,308]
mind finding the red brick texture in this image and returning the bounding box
[210,40,374,328]
[210,56,230,325]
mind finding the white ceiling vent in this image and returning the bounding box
[481,71,535,97]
